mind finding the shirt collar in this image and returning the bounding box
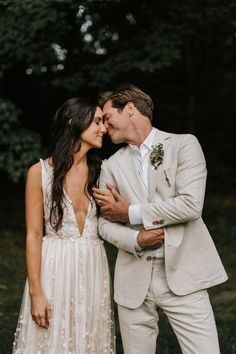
[142,127,157,151]
[129,127,157,152]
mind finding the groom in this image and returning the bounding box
[94,84,228,354]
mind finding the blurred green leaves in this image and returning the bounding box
[0,99,41,182]
[0,0,234,88]
[0,0,75,71]
[0,0,235,181]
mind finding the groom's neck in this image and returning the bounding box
[127,123,153,147]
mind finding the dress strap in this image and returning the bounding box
[39,159,52,201]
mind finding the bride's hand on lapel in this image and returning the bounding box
[93,184,130,223]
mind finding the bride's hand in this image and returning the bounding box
[92,186,116,206]
[94,184,130,223]
[30,293,52,328]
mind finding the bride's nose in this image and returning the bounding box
[100,122,107,134]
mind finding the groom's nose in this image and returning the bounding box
[104,120,109,129]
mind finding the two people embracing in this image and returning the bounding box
[13,84,227,354]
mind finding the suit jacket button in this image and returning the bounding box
[152,220,159,225]
[146,256,152,261]
[159,219,164,224]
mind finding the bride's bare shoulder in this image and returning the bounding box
[27,157,53,182]
[27,162,41,180]
[25,162,43,201]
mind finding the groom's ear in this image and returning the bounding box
[124,102,135,118]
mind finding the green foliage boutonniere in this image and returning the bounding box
[150,143,164,170]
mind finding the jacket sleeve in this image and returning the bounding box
[141,134,207,229]
[98,160,140,257]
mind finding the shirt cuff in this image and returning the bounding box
[134,231,142,251]
[129,204,142,225]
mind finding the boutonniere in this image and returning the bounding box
[150,143,164,170]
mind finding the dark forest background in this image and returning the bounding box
[0,1,235,353]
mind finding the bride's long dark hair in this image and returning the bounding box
[48,97,101,231]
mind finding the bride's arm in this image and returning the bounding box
[25,163,51,328]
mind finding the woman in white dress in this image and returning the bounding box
[13,97,115,354]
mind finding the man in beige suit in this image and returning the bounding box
[93,84,228,354]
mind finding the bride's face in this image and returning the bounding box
[80,107,106,149]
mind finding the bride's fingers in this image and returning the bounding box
[95,198,110,207]
[39,314,47,328]
[93,188,116,205]
[34,315,42,327]
[93,192,106,200]
[32,314,37,323]
[92,187,113,197]
[93,192,113,203]
[46,305,52,323]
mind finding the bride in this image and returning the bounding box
[13,97,115,354]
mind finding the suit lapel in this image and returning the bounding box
[148,130,171,199]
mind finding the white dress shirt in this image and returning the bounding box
[128,128,164,258]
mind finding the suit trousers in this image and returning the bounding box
[118,259,220,354]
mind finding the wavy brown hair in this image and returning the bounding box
[99,83,153,121]
[48,97,101,231]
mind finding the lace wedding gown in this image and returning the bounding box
[13,159,115,354]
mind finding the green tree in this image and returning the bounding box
[0,0,235,182]
[0,99,41,182]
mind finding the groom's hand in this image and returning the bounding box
[99,184,130,223]
[137,228,164,249]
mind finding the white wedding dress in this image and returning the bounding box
[13,159,115,354]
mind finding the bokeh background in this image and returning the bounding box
[0,1,235,353]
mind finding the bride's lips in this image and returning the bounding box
[96,135,104,144]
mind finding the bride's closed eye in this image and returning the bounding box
[94,117,103,125]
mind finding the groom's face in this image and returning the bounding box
[102,100,130,144]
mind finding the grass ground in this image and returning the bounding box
[0,187,235,354]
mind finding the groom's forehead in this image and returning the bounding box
[102,100,113,113]
[102,101,118,118]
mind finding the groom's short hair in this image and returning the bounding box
[99,83,153,121]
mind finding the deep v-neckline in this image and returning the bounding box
[63,189,91,237]
[43,159,91,237]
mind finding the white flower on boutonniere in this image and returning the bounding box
[150,143,164,170]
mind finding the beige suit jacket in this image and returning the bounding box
[98,129,228,309]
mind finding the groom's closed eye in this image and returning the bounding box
[103,113,111,122]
